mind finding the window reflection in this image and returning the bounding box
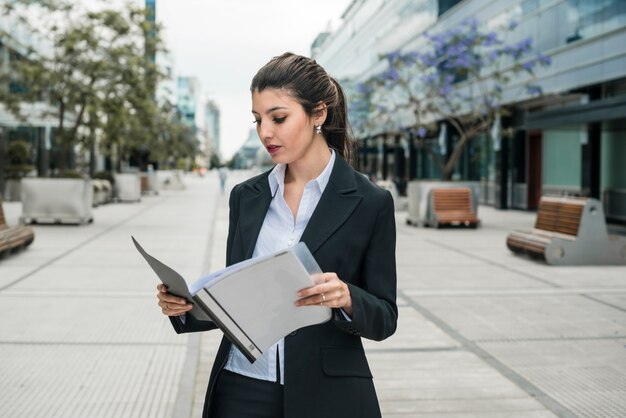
[520,0,626,50]
[567,0,626,41]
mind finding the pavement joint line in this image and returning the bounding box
[1,292,153,298]
[474,335,626,343]
[580,294,626,313]
[377,395,540,402]
[0,340,186,347]
[366,346,462,354]
[174,189,221,418]
[200,191,220,277]
[398,288,578,418]
[423,238,562,289]
[402,288,626,297]
[173,333,201,418]
[0,196,170,293]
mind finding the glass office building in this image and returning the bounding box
[314,0,626,221]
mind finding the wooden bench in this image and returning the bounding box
[0,195,35,257]
[506,196,626,265]
[427,187,479,228]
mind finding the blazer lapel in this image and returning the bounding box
[301,157,362,255]
[239,174,273,259]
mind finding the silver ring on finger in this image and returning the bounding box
[321,293,326,302]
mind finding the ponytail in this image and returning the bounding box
[325,77,354,163]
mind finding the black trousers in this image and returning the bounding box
[211,370,284,418]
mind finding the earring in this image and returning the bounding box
[315,125,322,135]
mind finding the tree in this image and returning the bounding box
[350,18,552,180]
[0,1,183,175]
[149,98,198,169]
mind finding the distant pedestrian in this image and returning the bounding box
[218,167,227,194]
[156,52,397,418]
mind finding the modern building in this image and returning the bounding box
[155,51,177,106]
[177,76,202,129]
[177,76,207,169]
[311,31,332,58]
[204,99,221,161]
[231,129,262,170]
[313,0,626,222]
[0,7,74,191]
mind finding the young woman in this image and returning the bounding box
[157,52,397,418]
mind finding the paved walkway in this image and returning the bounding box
[1,172,625,417]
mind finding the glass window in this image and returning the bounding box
[522,0,539,14]
[438,0,462,17]
[543,127,582,187]
[566,0,626,42]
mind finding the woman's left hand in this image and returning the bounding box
[295,272,352,316]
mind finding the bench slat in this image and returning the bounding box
[507,196,587,260]
[0,195,35,256]
[430,188,478,227]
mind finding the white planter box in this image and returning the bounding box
[406,180,480,226]
[20,178,93,225]
[3,179,23,202]
[114,173,141,202]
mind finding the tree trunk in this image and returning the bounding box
[0,129,6,194]
[442,134,470,181]
[419,139,444,177]
[67,79,95,147]
[68,100,87,146]
[58,100,67,174]
[88,107,98,177]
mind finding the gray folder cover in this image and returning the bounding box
[132,236,332,362]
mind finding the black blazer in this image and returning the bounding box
[170,155,398,418]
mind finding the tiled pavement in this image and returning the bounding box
[1,172,625,417]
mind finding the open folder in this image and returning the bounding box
[132,236,332,362]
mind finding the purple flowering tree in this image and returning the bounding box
[349,18,551,180]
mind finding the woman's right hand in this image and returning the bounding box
[157,283,193,317]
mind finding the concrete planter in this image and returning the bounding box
[406,180,480,226]
[3,179,23,202]
[20,178,93,225]
[114,173,141,202]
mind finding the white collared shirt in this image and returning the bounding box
[223,150,336,384]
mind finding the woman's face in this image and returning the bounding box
[252,88,326,166]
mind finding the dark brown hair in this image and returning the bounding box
[250,52,354,163]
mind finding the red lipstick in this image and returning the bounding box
[266,145,280,154]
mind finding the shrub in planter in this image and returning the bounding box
[3,141,35,201]
[5,164,33,179]
[93,171,115,186]
[58,170,87,179]
[6,141,33,173]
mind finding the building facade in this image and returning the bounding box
[0,8,73,193]
[313,0,626,221]
[204,99,221,161]
[177,76,202,129]
[231,129,262,170]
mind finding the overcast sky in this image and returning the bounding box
[155,0,353,160]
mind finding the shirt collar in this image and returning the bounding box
[268,149,336,197]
